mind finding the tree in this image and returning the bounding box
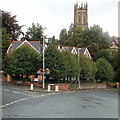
[48,36,59,45]
[96,58,115,82]
[45,44,67,82]
[2,10,23,40]
[79,55,97,82]
[95,49,111,61]
[1,28,11,69]
[26,23,43,42]
[45,44,80,83]
[63,51,80,81]
[5,46,41,78]
[59,24,111,60]
[84,25,110,60]
[59,28,68,45]
[115,47,120,82]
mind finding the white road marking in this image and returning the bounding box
[64,91,75,93]
[12,91,21,94]
[1,92,61,108]
[3,89,10,92]
[41,94,45,96]
[30,92,38,94]
[11,90,33,96]
[0,97,31,108]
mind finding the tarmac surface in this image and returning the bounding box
[1,80,119,119]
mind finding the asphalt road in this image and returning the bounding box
[1,81,119,118]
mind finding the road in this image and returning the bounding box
[1,81,119,119]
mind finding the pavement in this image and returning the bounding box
[1,80,119,118]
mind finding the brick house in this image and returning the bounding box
[110,36,119,50]
[7,40,92,59]
[7,40,47,53]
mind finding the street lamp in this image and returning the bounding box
[78,48,81,89]
[42,27,47,90]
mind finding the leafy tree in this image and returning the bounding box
[79,55,97,82]
[95,49,111,61]
[59,24,111,60]
[48,36,59,45]
[1,28,11,69]
[45,44,67,82]
[2,10,23,40]
[45,44,80,83]
[63,51,80,81]
[1,10,23,69]
[115,47,120,82]
[5,46,41,77]
[96,49,118,71]
[68,23,74,34]
[26,23,43,42]
[84,25,110,59]
[69,27,85,47]
[59,28,68,45]
[96,58,115,82]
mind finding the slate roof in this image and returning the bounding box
[62,47,73,52]
[75,48,86,54]
[8,41,91,58]
[12,41,44,52]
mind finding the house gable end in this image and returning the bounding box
[16,40,40,53]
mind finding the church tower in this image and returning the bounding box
[74,2,88,29]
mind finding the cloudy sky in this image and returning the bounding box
[1,0,119,39]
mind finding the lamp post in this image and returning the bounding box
[42,27,47,90]
[78,48,81,89]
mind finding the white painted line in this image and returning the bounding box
[24,91,30,92]
[3,89,10,92]
[41,94,45,96]
[0,97,31,108]
[30,92,37,94]
[1,91,61,108]
[11,90,34,97]
[12,91,21,94]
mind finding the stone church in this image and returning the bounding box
[74,2,88,29]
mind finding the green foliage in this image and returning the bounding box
[63,51,80,78]
[82,25,110,59]
[59,28,68,45]
[115,47,120,82]
[59,24,111,60]
[45,44,80,83]
[96,49,118,71]
[45,44,67,82]
[5,46,41,76]
[26,23,43,42]
[96,58,115,82]
[2,10,23,40]
[48,36,59,45]
[79,55,97,81]
[1,28,11,69]
[95,49,111,61]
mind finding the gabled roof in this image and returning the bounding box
[111,36,119,48]
[7,40,47,53]
[62,46,73,52]
[75,48,86,54]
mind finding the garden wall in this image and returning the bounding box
[80,84,107,89]
[2,75,119,90]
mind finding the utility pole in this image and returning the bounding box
[42,27,47,90]
[78,48,81,89]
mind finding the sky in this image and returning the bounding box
[0,0,119,39]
